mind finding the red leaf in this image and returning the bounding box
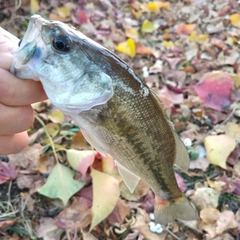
[0,161,18,184]
[193,71,234,111]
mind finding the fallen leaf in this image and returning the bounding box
[82,231,98,240]
[175,172,187,192]
[230,13,240,28]
[90,169,120,230]
[148,2,160,13]
[37,154,55,174]
[30,0,39,13]
[190,187,220,210]
[0,220,16,231]
[45,123,61,138]
[193,71,234,111]
[67,149,95,176]
[115,38,136,57]
[48,110,65,124]
[107,199,130,224]
[36,217,63,239]
[200,208,220,238]
[55,197,92,230]
[224,122,240,142]
[158,86,184,105]
[175,24,196,35]
[163,40,174,49]
[141,20,156,33]
[72,9,88,25]
[71,132,90,149]
[57,6,71,18]
[120,179,149,201]
[125,27,139,39]
[131,208,167,239]
[0,161,18,184]
[8,144,43,169]
[38,163,85,205]
[216,210,238,234]
[189,157,209,171]
[204,135,236,169]
[157,1,170,10]
[101,154,119,179]
[135,42,154,56]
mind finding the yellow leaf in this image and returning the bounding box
[125,27,139,39]
[141,20,156,33]
[204,135,236,169]
[148,2,159,13]
[30,0,39,13]
[230,13,240,28]
[197,34,209,43]
[57,6,71,18]
[224,122,240,142]
[90,169,120,231]
[115,38,136,58]
[232,73,240,88]
[189,31,197,41]
[48,110,65,124]
[46,123,61,138]
[163,40,174,49]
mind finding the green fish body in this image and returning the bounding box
[11,15,196,224]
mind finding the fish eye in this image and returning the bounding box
[52,35,71,52]
[18,39,22,47]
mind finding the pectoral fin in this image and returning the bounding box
[173,132,190,172]
[115,161,140,193]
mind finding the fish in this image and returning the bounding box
[10,15,196,224]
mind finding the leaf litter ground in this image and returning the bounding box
[1,0,240,239]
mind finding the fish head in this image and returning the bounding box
[11,15,114,115]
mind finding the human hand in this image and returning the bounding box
[0,27,47,155]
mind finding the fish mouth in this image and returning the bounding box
[10,15,49,79]
[19,15,46,49]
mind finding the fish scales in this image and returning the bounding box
[10,15,197,224]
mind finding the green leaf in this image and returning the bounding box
[38,164,85,205]
[90,169,120,231]
[141,20,158,33]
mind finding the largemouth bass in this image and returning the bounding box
[11,15,196,224]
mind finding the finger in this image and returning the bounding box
[0,53,14,70]
[0,132,29,155]
[0,27,19,53]
[0,103,34,135]
[0,68,47,106]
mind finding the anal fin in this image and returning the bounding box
[173,132,190,172]
[115,161,140,193]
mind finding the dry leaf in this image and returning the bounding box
[230,13,240,28]
[115,38,136,57]
[204,135,236,169]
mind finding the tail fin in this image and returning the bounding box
[154,195,196,224]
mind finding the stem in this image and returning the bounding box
[34,114,59,164]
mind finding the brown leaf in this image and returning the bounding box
[55,197,92,230]
[200,208,220,238]
[107,199,130,224]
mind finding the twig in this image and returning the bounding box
[163,225,182,240]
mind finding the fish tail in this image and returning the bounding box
[154,195,196,224]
